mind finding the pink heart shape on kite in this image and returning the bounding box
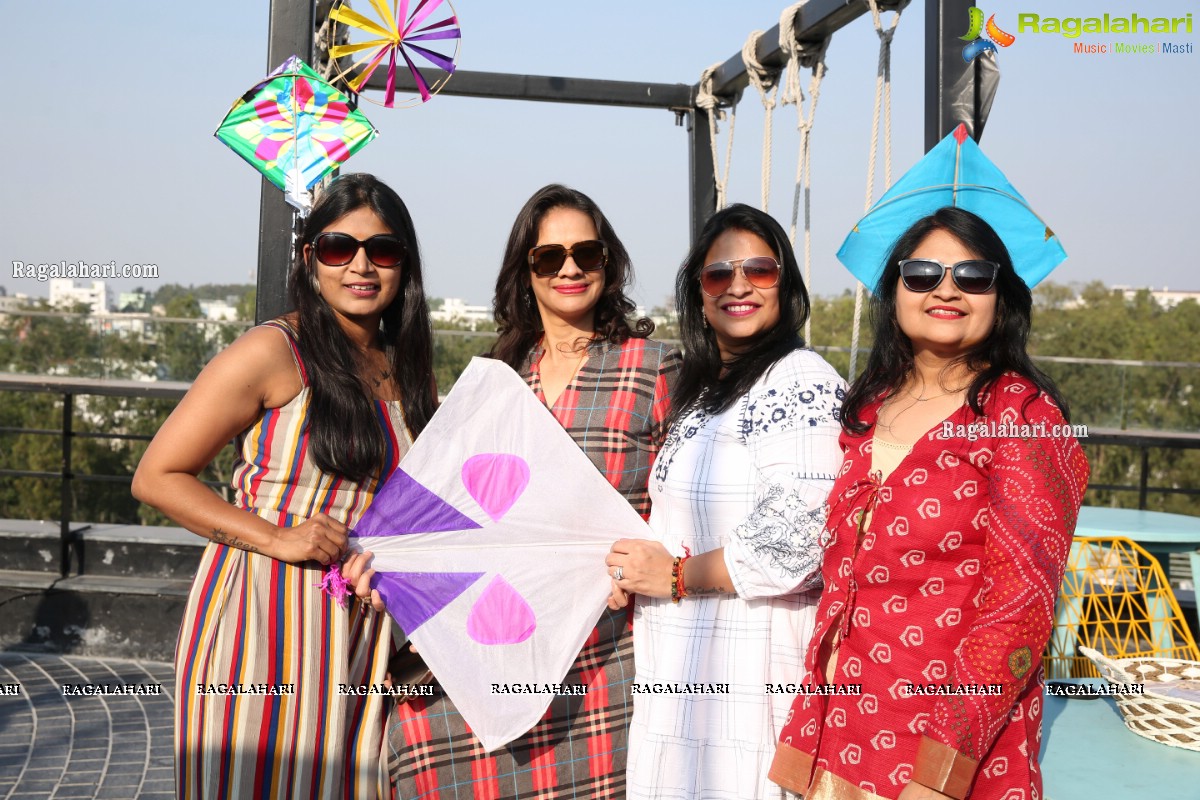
[467,575,536,645]
[461,453,530,521]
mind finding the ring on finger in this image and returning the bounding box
[612,566,624,581]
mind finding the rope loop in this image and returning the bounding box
[695,63,723,113]
[743,30,784,211]
[742,30,781,107]
[696,62,740,209]
[776,1,833,342]
[849,0,905,380]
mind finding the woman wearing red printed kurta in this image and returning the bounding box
[769,208,1088,800]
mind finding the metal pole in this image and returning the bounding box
[925,0,977,150]
[363,69,692,109]
[702,0,904,98]
[687,109,718,243]
[1138,448,1150,509]
[256,0,316,324]
[60,392,73,577]
[689,0,904,234]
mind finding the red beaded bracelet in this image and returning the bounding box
[670,552,692,603]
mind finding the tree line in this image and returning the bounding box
[1,281,1197,524]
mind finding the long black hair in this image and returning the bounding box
[490,184,652,370]
[841,206,1069,434]
[667,203,810,430]
[287,173,435,481]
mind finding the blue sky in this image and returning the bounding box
[1,0,1196,314]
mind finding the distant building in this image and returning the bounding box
[1112,286,1200,310]
[431,297,492,329]
[649,307,678,328]
[117,289,151,312]
[49,279,108,314]
[0,289,39,313]
[99,312,153,341]
[199,299,240,321]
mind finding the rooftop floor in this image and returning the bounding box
[0,652,174,800]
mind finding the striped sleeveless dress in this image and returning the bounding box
[175,319,411,799]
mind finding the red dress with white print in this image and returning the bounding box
[769,374,1089,800]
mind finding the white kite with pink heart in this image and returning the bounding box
[348,357,649,751]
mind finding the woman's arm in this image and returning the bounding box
[131,326,348,565]
[908,396,1089,799]
[606,539,732,600]
[720,359,844,599]
[607,355,845,600]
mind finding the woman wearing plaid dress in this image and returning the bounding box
[388,184,680,799]
[604,204,845,800]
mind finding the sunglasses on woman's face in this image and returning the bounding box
[313,232,406,269]
[527,240,608,276]
[698,257,781,298]
[898,258,999,294]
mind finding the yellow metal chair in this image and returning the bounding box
[1045,536,1200,679]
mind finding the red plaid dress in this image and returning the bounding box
[388,337,680,799]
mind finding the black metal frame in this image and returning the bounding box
[254,0,975,322]
[256,0,317,325]
[0,375,189,577]
[925,0,988,148]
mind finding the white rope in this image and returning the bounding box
[779,2,830,344]
[696,63,739,210]
[741,30,782,212]
[849,0,903,380]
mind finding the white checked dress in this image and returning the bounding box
[627,349,845,800]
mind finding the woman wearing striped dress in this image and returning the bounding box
[388,184,680,799]
[133,173,436,799]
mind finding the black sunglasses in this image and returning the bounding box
[313,232,406,269]
[898,259,998,294]
[528,241,608,276]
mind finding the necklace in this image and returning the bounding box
[879,382,965,433]
[539,338,590,406]
[905,386,961,402]
[557,343,590,384]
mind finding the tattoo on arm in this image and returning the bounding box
[211,528,259,553]
[685,585,730,595]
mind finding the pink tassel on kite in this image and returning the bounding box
[318,562,354,608]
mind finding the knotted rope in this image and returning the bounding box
[780,1,830,344]
[849,0,903,380]
[742,30,783,212]
[695,63,740,210]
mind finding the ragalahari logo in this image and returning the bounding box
[960,7,1016,62]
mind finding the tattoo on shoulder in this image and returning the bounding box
[685,585,729,595]
[211,528,259,553]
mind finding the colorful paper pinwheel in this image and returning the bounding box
[214,55,377,212]
[348,358,647,751]
[838,124,1067,291]
[327,0,461,108]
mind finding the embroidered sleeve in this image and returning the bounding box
[914,394,1089,797]
[724,356,846,599]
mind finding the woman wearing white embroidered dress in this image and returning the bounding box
[605,204,845,800]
